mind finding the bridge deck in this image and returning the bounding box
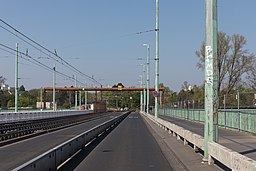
[62,112,219,171]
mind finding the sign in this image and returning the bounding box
[153,91,158,97]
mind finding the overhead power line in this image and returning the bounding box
[0,43,86,86]
[0,18,102,86]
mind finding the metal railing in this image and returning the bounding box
[158,108,256,134]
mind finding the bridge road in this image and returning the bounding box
[0,112,122,171]
[64,112,219,171]
[160,115,256,160]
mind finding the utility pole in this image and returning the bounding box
[155,0,159,118]
[143,65,146,112]
[143,44,150,113]
[204,0,218,162]
[74,75,77,110]
[140,75,143,112]
[15,43,19,113]
[84,81,87,109]
[53,64,56,111]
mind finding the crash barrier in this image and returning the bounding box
[142,112,256,171]
[0,110,93,123]
[13,111,130,171]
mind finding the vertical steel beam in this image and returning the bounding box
[155,0,159,118]
[204,0,219,161]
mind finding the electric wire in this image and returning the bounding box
[0,43,86,86]
[0,18,101,86]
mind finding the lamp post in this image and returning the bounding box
[143,43,150,113]
[143,64,146,112]
[155,0,160,118]
[139,75,143,112]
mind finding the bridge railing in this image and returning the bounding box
[157,108,256,134]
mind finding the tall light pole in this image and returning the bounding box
[155,0,160,118]
[53,64,56,111]
[143,43,150,113]
[139,75,143,112]
[204,0,218,161]
[15,43,19,112]
[143,64,146,112]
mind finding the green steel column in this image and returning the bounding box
[155,0,159,118]
[204,0,219,161]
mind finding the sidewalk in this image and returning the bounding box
[160,115,256,160]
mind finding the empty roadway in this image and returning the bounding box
[68,112,174,171]
[0,112,122,171]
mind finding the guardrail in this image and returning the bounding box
[142,112,256,171]
[0,110,93,123]
[13,111,130,171]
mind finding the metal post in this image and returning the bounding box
[79,90,82,110]
[140,75,143,112]
[143,65,146,112]
[203,0,218,161]
[155,0,159,118]
[237,91,240,130]
[224,95,226,128]
[40,88,43,111]
[84,82,87,109]
[143,44,150,114]
[15,43,19,113]
[53,64,56,111]
[74,75,77,110]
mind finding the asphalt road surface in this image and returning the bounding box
[69,112,173,171]
[0,112,122,171]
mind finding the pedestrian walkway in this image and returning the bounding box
[160,115,256,160]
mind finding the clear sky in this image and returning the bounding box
[0,0,255,91]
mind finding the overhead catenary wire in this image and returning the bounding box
[0,18,101,86]
[0,43,86,86]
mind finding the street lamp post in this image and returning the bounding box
[143,65,146,112]
[143,44,150,113]
[155,0,160,118]
[139,75,143,112]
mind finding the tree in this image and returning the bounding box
[0,76,6,85]
[196,32,255,94]
[19,85,26,92]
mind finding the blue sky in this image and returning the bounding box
[0,0,255,91]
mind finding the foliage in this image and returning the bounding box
[196,32,255,93]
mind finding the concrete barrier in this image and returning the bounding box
[0,110,93,123]
[142,112,256,171]
[12,111,130,171]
